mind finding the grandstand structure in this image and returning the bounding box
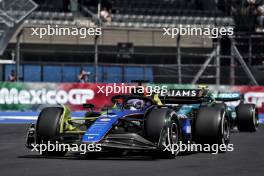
[0,0,37,54]
[0,0,263,85]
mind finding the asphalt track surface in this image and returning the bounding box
[0,124,264,176]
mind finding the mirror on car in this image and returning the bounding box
[83,103,95,109]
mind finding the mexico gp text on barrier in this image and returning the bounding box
[1,82,264,118]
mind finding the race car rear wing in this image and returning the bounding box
[159,89,210,104]
[212,92,243,102]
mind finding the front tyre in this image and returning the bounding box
[145,108,181,158]
[36,107,67,156]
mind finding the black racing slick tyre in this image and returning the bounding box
[36,107,67,156]
[213,103,234,129]
[195,107,230,145]
[213,103,227,111]
[145,108,181,158]
[236,104,258,132]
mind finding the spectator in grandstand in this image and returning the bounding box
[100,7,112,23]
[245,0,264,14]
[246,0,264,27]
[8,70,16,82]
[77,68,90,83]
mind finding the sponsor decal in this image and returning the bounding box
[0,88,94,105]
[100,118,111,122]
[166,89,198,97]
[217,93,241,99]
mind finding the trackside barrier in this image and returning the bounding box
[0,82,263,123]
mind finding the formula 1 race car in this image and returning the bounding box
[26,88,230,158]
[211,92,259,132]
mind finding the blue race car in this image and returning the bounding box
[26,88,230,158]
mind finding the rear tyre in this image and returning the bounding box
[195,107,230,145]
[36,107,67,156]
[236,104,258,132]
[213,103,234,129]
[145,108,181,158]
[213,103,226,110]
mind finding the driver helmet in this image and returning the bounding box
[127,99,145,110]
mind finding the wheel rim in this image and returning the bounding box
[170,123,178,144]
[252,108,257,127]
[161,122,179,156]
[222,118,230,144]
[161,122,179,145]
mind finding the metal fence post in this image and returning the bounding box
[216,38,221,85]
[94,0,101,83]
[230,38,235,85]
[177,35,181,84]
[94,35,99,83]
[230,38,258,85]
[16,30,22,82]
[248,35,252,65]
